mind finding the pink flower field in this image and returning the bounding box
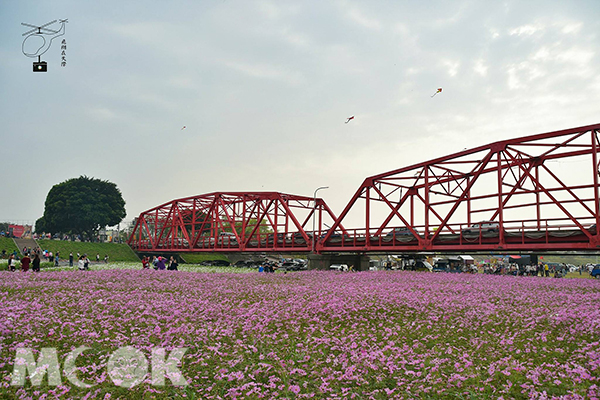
[1,269,600,399]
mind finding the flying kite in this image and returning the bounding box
[181,126,186,130]
[431,88,443,98]
[345,116,355,124]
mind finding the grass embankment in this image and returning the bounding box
[179,252,230,264]
[0,237,19,258]
[36,239,139,262]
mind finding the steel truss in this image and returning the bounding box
[128,192,339,252]
[320,123,600,252]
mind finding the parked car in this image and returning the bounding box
[329,264,348,271]
[461,221,500,235]
[262,233,285,245]
[408,260,433,272]
[280,261,302,271]
[591,265,600,278]
[386,227,415,237]
[291,232,312,243]
[217,232,238,245]
[320,230,351,241]
[588,224,597,234]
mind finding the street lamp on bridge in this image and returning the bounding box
[312,186,329,253]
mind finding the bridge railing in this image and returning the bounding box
[316,218,598,251]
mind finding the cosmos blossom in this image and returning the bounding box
[0,268,598,398]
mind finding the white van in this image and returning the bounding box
[461,221,499,235]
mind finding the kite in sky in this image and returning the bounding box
[431,88,443,98]
[345,116,355,124]
[181,126,186,130]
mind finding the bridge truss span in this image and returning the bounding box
[129,192,340,252]
[321,123,600,252]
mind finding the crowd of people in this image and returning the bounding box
[141,255,179,271]
[481,262,590,278]
[2,247,111,272]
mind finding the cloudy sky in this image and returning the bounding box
[1,0,599,229]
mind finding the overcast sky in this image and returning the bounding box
[1,0,599,228]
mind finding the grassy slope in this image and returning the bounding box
[0,237,18,257]
[36,239,139,262]
[179,252,230,264]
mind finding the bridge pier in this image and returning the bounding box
[308,253,370,271]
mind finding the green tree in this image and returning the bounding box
[35,217,46,233]
[39,176,126,241]
[233,219,273,236]
[180,210,211,236]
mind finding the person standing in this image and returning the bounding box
[55,252,60,267]
[69,252,73,267]
[96,253,100,263]
[156,256,166,270]
[84,255,90,270]
[21,253,31,272]
[167,256,178,271]
[142,256,149,269]
[8,254,16,271]
[32,253,41,272]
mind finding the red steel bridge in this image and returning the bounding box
[129,123,600,254]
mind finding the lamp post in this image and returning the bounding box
[312,186,329,253]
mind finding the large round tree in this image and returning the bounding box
[38,176,126,241]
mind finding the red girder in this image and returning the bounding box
[128,192,341,253]
[321,123,600,252]
[128,123,600,254]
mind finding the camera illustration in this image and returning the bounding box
[33,61,47,72]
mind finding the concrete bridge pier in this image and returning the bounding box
[308,253,370,271]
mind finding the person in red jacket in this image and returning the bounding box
[21,253,31,272]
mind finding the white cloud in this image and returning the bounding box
[474,59,488,76]
[561,22,583,34]
[442,60,460,77]
[506,62,545,90]
[221,59,305,86]
[509,23,544,37]
[344,5,383,31]
[86,107,118,121]
[258,1,300,20]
